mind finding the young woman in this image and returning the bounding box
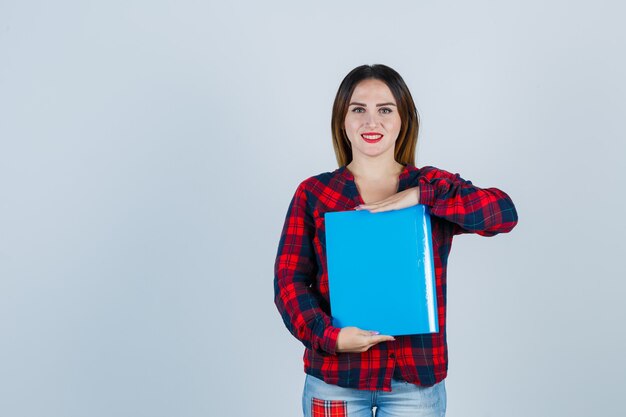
[274,64,518,417]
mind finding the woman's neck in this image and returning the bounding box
[346,157,404,180]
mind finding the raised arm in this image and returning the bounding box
[417,166,518,236]
[273,182,341,355]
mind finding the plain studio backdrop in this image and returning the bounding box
[1,1,625,416]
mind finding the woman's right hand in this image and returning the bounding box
[336,326,396,353]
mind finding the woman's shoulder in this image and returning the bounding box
[413,164,462,180]
[296,166,348,191]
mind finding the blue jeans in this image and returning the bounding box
[302,374,446,417]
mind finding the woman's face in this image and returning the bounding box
[344,78,402,161]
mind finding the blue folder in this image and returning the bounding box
[324,205,438,336]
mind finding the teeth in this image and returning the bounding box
[362,134,382,139]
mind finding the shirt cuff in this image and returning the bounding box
[418,182,436,207]
[321,326,341,355]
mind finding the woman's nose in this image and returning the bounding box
[365,113,379,127]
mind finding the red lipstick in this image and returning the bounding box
[361,132,383,143]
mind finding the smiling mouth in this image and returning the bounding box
[361,133,383,143]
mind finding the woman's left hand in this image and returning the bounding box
[355,186,420,213]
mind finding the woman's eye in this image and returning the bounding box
[351,107,365,113]
[379,107,392,114]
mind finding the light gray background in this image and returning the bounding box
[1,1,625,416]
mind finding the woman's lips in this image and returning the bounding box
[361,133,383,143]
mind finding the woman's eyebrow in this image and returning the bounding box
[349,102,397,107]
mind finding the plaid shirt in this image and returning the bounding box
[273,164,518,392]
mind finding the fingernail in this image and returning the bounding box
[371,331,380,335]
